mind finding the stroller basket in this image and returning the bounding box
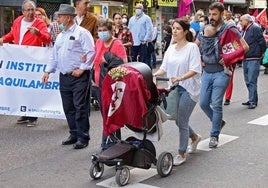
[98,142,135,162]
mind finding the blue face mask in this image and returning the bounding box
[98,31,110,41]
[59,23,66,31]
[135,9,142,15]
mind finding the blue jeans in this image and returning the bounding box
[242,59,260,104]
[176,86,197,154]
[199,71,230,138]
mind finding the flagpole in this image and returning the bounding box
[192,0,196,14]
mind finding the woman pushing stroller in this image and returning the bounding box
[153,18,202,165]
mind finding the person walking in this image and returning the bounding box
[128,3,153,67]
[42,4,95,149]
[73,0,98,43]
[195,2,248,148]
[0,0,51,127]
[240,14,266,109]
[153,19,202,166]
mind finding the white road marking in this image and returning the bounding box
[197,134,239,151]
[248,114,268,126]
[96,168,160,188]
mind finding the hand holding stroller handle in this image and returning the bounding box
[170,81,180,90]
[155,77,169,81]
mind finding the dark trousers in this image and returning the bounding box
[59,71,91,143]
[131,43,151,68]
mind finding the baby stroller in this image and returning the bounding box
[89,62,175,186]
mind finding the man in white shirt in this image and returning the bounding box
[42,4,95,149]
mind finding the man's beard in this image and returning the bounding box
[210,19,221,27]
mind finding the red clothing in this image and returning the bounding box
[93,39,127,87]
[102,66,151,136]
[225,66,236,100]
[2,16,51,46]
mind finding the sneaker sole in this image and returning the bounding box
[27,124,37,127]
[173,159,186,166]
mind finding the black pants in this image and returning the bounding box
[59,71,91,143]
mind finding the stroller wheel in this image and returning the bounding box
[115,166,130,186]
[89,162,104,179]
[157,152,173,177]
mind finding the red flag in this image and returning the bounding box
[219,28,245,66]
[253,9,259,17]
[102,66,151,136]
[256,9,268,27]
[178,0,193,18]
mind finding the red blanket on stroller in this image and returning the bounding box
[102,66,151,136]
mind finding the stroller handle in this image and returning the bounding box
[155,76,169,81]
[155,76,179,91]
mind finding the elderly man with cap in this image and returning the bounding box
[42,4,95,149]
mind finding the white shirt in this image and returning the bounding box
[160,42,202,102]
[46,23,95,74]
[75,15,84,25]
[19,19,35,45]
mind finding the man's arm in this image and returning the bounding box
[144,17,153,42]
[240,37,249,53]
[195,38,201,47]
[34,20,51,45]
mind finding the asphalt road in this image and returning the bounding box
[1,65,268,188]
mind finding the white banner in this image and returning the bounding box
[0,44,65,119]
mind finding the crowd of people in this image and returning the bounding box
[0,1,267,168]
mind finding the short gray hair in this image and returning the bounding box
[22,0,36,10]
[242,14,254,23]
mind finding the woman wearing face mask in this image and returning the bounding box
[93,18,127,150]
[113,12,133,62]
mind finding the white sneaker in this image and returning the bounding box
[188,134,202,154]
[173,155,186,166]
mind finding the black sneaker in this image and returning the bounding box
[242,101,250,105]
[209,137,218,148]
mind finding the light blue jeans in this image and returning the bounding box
[176,86,197,154]
[199,70,230,138]
[242,59,260,105]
